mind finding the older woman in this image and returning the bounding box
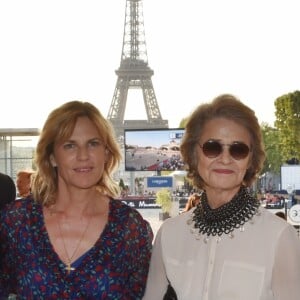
[143,94,300,300]
[0,101,153,299]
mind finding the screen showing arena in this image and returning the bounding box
[124,128,185,172]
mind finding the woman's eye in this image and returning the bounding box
[63,143,76,150]
[89,140,101,147]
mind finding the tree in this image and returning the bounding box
[155,188,172,214]
[274,91,300,164]
[260,123,282,174]
[119,178,125,190]
[179,117,188,128]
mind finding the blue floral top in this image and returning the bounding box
[0,198,153,299]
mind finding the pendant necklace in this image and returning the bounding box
[57,212,92,274]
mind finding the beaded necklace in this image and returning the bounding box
[187,187,260,241]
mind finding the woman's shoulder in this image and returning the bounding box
[0,197,42,238]
[257,207,295,234]
[110,197,137,212]
[109,198,153,239]
[1,196,39,219]
[110,198,148,222]
[159,209,193,235]
[259,207,287,224]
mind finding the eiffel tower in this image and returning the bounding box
[107,0,168,138]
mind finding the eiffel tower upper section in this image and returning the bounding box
[107,0,168,138]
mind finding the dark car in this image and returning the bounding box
[292,190,300,201]
[272,190,289,199]
[265,191,286,209]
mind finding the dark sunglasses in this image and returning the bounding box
[198,140,251,160]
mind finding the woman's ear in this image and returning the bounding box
[50,154,57,167]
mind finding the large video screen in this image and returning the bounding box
[124,128,185,172]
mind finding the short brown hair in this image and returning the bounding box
[180,94,266,189]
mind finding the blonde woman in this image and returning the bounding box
[0,101,153,299]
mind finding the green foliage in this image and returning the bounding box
[119,178,125,189]
[155,188,172,213]
[179,117,188,128]
[274,91,300,163]
[261,123,282,174]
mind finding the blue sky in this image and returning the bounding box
[0,0,299,130]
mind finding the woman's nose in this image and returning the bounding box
[218,146,232,163]
[77,146,89,160]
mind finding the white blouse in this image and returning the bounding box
[143,207,300,300]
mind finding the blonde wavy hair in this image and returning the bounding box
[31,101,122,206]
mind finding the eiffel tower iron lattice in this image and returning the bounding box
[107,0,168,138]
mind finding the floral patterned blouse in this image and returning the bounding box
[0,197,153,299]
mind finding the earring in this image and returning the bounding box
[49,156,57,167]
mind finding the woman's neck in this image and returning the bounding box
[204,186,241,209]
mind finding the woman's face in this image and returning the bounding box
[50,116,108,191]
[197,118,252,193]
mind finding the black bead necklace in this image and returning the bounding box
[190,187,260,238]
